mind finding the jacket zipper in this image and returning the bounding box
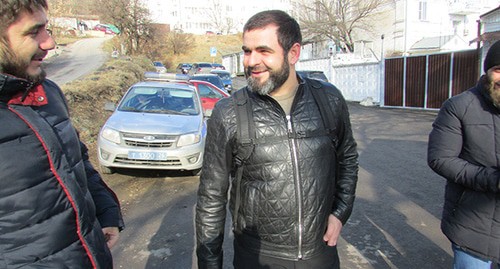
[286,115,303,259]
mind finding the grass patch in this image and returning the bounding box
[62,56,153,145]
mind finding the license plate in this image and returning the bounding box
[128,151,168,160]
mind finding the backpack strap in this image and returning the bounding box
[233,88,255,166]
[232,88,255,228]
[308,78,336,139]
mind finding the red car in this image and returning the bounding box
[144,72,229,116]
[189,80,230,116]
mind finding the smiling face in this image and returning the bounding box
[2,7,55,83]
[242,24,300,96]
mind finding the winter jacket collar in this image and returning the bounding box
[0,73,48,106]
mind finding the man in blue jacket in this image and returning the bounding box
[428,40,500,268]
[0,0,124,268]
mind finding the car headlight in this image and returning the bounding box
[101,127,121,144]
[177,133,201,147]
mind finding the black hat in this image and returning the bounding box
[484,40,500,72]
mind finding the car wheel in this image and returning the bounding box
[100,165,114,174]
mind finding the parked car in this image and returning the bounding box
[188,79,230,116]
[144,72,229,115]
[210,69,233,93]
[296,70,329,82]
[153,61,167,73]
[189,73,229,94]
[176,63,192,74]
[188,62,213,75]
[211,63,226,70]
[97,79,206,175]
[93,24,120,35]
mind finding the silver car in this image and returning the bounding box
[97,80,206,175]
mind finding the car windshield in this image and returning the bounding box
[214,72,230,80]
[117,86,200,115]
[193,76,224,89]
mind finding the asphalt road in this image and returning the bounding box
[43,36,111,85]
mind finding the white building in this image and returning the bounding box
[380,0,498,56]
[145,0,498,59]
[144,0,294,35]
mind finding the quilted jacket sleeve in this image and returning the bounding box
[331,91,359,225]
[81,141,125,230]
[195,98,234,269]
[427,96,500,193]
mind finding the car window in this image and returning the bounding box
[118,87,200,115]
[215,73,230,80]
[198,84,224,99]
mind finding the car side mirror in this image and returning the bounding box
[104,102,116,111]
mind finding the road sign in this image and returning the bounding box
[210,47,217,57]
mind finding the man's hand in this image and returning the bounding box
[323,214,343,246]
[102,227,120,249]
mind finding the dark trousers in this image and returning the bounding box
[233,240,340,269]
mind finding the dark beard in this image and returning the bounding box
[0,47,46,84]
[245,57,290,96]
[486,73,500,107]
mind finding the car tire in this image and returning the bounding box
[100,165,114,174]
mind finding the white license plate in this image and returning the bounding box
[128,151,168,160]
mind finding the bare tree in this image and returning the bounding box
[207,0,237,34]
[48,0,94,17]
[93,0,153,55]
[298,0,391,53]
[165,31,195,55]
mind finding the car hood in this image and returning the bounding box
[104,111,203,135]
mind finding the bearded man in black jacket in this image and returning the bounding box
[0,0,124,268]
[196,10,359,269]
[428,40,500,268]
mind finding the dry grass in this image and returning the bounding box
[62,56,153,145]
[168,34,242,68]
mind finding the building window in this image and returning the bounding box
[419,1,427,21]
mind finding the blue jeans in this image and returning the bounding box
[452,244,498,269]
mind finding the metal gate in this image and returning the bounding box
[384,50,479,109]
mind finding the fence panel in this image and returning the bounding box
[427,54,451,109]
[384,49,478,109]
[405,56,426,108]
[452,50,479,96]
[384,58,404,106]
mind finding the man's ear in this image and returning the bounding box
[288,43,301,65]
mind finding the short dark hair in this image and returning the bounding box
[243,10,302,54]
[0,0,48,34]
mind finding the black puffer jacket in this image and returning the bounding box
[0,74,123,268]
[428,76,500,263]
[196,77,358,268]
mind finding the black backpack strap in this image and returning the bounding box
[308,79,336,137]
[307,79,338,146]
[232,88,255,228]
[233,88,255,165]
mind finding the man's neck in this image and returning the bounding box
[269,71,299,98]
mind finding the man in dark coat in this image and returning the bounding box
[0,0,124,268]
[196,10,358,269]
[428,40,500,268]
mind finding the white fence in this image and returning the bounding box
[222,53,383,104]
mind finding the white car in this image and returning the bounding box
[97,80,206,175]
